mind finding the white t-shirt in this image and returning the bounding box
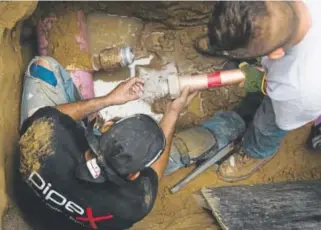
[262,0,321,131]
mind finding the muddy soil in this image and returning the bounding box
[11,2,321,230]
[0,1,37,227]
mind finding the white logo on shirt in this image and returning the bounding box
[86,158,101,179]
[27,171,84,215]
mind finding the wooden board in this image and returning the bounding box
[200,181,321,230]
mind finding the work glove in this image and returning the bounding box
[232,62,266,127]
[239,62,267,95]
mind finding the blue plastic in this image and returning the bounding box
[30,63,57,87]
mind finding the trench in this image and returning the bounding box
[1,2,321,230]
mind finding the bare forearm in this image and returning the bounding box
[56,96,113,121]
[151,110,179,180]
[56,76,145,121]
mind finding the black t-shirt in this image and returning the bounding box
[18,107,158,230]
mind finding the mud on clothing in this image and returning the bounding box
[20,56,82,126]
[18,107,158,230]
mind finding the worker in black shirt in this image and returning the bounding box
[17,56,197,230]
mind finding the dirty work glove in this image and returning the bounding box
[239,62,267,95]
[307,122,321,151]
[233,62,266,126]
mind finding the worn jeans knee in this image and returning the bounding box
[21,56,81,125]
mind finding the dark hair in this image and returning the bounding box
[208,1,298,59]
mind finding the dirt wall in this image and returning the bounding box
[0,1,37,227]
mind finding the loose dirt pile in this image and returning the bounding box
[46,8,92,71]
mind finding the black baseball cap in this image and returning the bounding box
[194,35,257,60]
[75,114,165,185]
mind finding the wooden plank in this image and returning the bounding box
[200,181,321,230]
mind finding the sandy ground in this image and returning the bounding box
[0,1,37,228]
[2,2,321,230]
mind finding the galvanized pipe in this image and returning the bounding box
[92,47,135,72]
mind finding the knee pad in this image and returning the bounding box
[165,126,217,176]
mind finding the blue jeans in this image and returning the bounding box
[203,97,287,159]
[242,97,288,158]
[21,56,81,125]
[164,97,287,175]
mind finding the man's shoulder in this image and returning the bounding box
[108,167,158,215]
[19,106,85,185]
[20,107,64,135]
[89,168,159,229]
[19,109,58,177]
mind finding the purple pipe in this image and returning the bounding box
[36,10,95,100]
[68,10,95,99]
[69,70,95,100]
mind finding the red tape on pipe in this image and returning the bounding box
[207,72,222,88]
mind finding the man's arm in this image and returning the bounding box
[151,87,198,180]
[56,96,112,121]
[56,77,144,121]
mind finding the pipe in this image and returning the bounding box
[69,70,95,100]
[68,10,95,100]
[36,11,96,100]
[92,47,135,72]
[168,69,245,98]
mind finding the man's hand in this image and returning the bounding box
[166,86,198,116]
[151,86,198,180]
[106,77,145,105]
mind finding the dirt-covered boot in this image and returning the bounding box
[217,147,275,182]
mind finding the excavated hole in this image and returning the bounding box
[2,2,321,230]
